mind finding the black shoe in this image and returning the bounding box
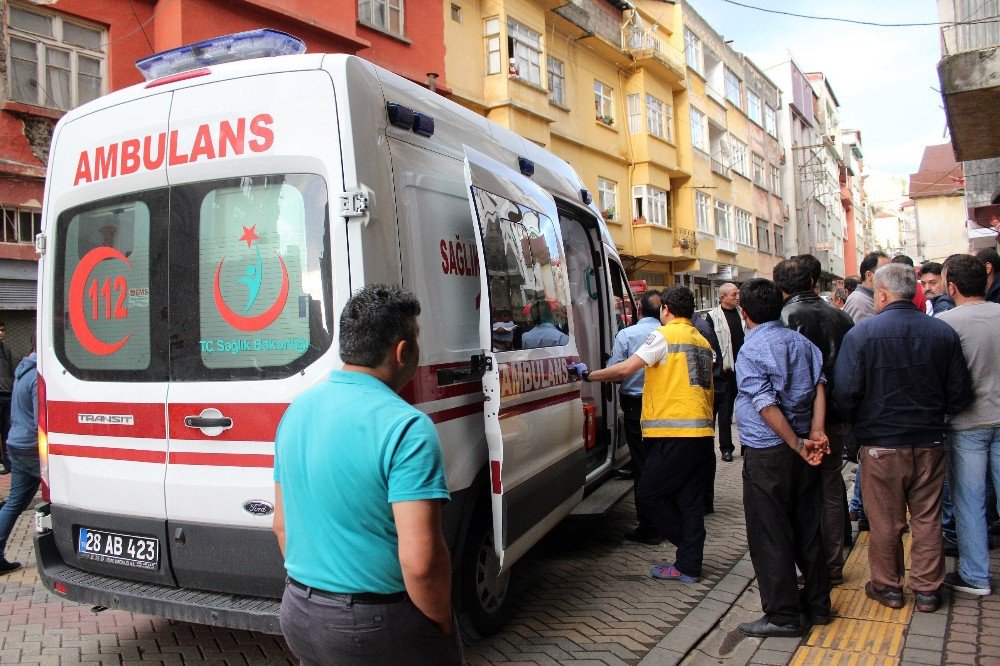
[615,467,634,480]
[0,465,9,475]
[914,590,941,613]
[0,560,21,575]
[703,506,715,515]
[865,581,904,609]
[624,528,661,545]
[829,574,845,586]
[944,571,991,596]
[857,518,869,532]
[721,451,734,462]
[738,616,803,638]
[801,613,831,627]
[943,541,959,557]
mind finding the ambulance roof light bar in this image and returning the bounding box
[135,29,306,81]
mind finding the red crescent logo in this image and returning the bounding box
[213,254,289,332]
[69,247,133,356]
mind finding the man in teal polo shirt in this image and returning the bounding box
[273,284,460,665]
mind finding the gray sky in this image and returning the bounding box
[687,0,947,178]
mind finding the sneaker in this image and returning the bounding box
[865,581,904,609]
[857,518,869,532]
[0,560,22,575]
[0,465,9,475]
[624,528,661,545]
[721,451,734,462]
[914,590,941,613]
[944,571,991,596]
[650,563,699,583]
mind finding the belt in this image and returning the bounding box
[288,577,406,604]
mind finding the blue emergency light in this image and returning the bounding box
[135,29,306,81]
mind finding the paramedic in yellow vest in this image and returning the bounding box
[583,285,714,583]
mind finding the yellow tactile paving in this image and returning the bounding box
[790,526,918,665]
[790,647,898,666]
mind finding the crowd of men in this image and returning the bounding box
[270,247,999,662]
[587,247,1000,638]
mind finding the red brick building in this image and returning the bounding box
[0,0,447,358]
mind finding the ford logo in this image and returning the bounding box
[243,500,274,516]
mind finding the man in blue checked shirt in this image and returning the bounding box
[733,278,831,639]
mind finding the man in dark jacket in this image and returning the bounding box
[976,248,1000,304]
[919,262,955,316]
[834,264,973,613]
[0,349,38,574]
[775,257,854,585]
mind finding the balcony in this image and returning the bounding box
[623,28,686,87]
[632,223,689,260]
[715,236,737,254]
[711,157,730,179]
[937,5,1000,160]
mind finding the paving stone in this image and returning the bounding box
[899,647,944,665]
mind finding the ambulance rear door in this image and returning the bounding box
[462,147,586,569]
[161,70,344,597]
[44,93,175,586]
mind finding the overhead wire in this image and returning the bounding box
[706,0,1000,28]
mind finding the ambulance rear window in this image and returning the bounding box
[54,190,169,381]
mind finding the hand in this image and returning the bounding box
[809,430,831,455]
[797,444,824,466]
[567,362,588,378]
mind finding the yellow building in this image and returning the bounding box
[444,0,782,297]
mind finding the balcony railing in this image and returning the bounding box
[622,27,686,73]
[711,157,730,178]
[940,1,1000,56]
[716,236,737,254]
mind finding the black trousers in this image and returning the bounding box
[621,395,655,535]
[743,444,830,626]
[0,394,10,468]
[715,371,737,455]
[636,437,712,578]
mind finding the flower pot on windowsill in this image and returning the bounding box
[596,115,614,126]
[632,216,647,227]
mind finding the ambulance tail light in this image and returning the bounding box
[38,372,50,501]
[582,403,597,449]
[135,29,306,81]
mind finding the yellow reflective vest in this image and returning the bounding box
[640,318,715,438]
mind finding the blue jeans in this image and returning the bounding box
[849,466,866,519]
[948,427,1000,589]
[0,446,41,561]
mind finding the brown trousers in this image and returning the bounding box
[859,445,945,592]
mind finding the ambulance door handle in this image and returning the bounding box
[184,416,233,429]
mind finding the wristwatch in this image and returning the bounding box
[582,370,591,382]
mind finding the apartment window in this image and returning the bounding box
[731,138,749,178]
[714,200,732,239]
[645,94,666,139]
[627,93,642,134]
[635,270,667,287]
[769,165,781,194]
[690,107,708,152]
[547,56,565,106]
[485,18,501,74]
[633,185,670,228]
[664,103,673,141]
[595,81,614,123]
[724,67,741,107]
[774,225,785,256]
[1,206,41,244]
[746,89,762,125]
[764,104,777,137]
[359,0,405,37]
[735,208,753,246]
[597,177,617,219]
[507,19,542,85]
[684,28,702,74]
[696,191,712,233]
[451,4,462,22]
[752,153,765,187]
[756,219,771,252]
[8,5,105,110]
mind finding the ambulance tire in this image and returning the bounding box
[459,508,517,638]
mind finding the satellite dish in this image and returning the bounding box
[719,138,732,158]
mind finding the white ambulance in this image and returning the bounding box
[33,30,639,635]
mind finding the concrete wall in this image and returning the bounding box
[914,194,971,262]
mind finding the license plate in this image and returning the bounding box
[77,528,159,570]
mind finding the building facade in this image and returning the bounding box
[0,0,449,358]
[909,143,972,263]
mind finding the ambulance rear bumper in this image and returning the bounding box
[34,529,282,634]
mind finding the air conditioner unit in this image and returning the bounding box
[779,148,786,165]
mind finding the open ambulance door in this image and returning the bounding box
[462,147,586,571]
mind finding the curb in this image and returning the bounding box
[639,551,757,665]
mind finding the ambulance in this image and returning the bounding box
[33,30,639,635]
